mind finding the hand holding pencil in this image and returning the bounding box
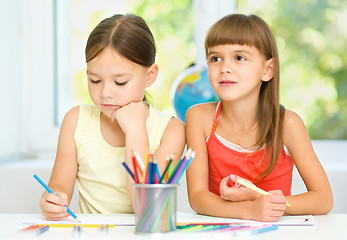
[34,174,80,222]
[234,176,291,207]
[220,175,289,222]
[220,175,291,206]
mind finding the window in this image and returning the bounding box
[238,0,347,139]
[21,0,346,158]
[67,0,197,118]
[21,0,236,156]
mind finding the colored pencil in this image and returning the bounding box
[121,160,135,181]
[167,149,191,183]
[236,178,292,207]
[176,151,195,183]
[153,157,160,184]
[142,152,149,183]
[169,149,192,183]
[133,150,144,175]
[250,224,278,234]
[167,158,173,182]
[37,224,117,228]
[33,174,81,223]
[159,158,172,183]
[36,225,49,235]
[131,152,139,183]
[180,224,204,232]
[234,224,278,236]
[19,224,37,231]
[147,154,153,184]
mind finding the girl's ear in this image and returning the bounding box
[262,58,274,82]
[145,63,159,87]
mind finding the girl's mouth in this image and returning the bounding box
[219,80,237,86]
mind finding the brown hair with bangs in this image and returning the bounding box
[85,14,155,65]
[85,14,156,101]
[205,14,285,181]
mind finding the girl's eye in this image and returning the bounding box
[115,81,127,86]
[235,56,246,61]
[209,56,221,63]
[90,79,101,84]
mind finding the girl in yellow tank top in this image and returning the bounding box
[38,14,185,220]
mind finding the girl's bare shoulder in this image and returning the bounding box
[186,102,218,134]
[60,106,81,133]
[186,102,218,120]
[282,108,308,145]
[282,109,305,129]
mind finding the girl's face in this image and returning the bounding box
[207,44,273,103]
[87,47,155,119]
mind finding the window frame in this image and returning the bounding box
[22,0,72,154]
[22,0,344,157]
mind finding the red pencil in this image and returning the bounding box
[131,151,139,183]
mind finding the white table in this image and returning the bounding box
[0,212,346,240]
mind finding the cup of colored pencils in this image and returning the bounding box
[134,183,177,234]
[122,149,195,234]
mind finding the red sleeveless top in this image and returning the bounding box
[207,102,294,196]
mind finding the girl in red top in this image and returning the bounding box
[185,14,333,222]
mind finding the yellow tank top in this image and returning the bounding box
[74,104,172,214]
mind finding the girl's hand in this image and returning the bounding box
[111,101,147,135]
[220,175,261,201]
[40,191,72,221]
[247,190,287,222]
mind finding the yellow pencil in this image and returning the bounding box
[142,152,149,183]
[180,224,204,232]
[36,224,116,228]
[236,178,292,207]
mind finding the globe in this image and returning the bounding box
[171,64,219,122]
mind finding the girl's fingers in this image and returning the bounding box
[44,193,63,205]
[229,175,240,187]
[42,201,67,213]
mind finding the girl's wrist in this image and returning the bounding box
[124,124,147,136]
[241,200,253,220]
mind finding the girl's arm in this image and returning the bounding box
[283,110,333,214]
[115,102,185,208]
[153,117,186,173]
[113,102,149,207]
[40,106,79,220]
[186,104,286,222]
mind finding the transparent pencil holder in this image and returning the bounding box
[134,184,177,234]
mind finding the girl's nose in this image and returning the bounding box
[100,82,113,98]
[220,61,232,74]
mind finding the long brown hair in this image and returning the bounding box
[205,14,285,181]
[85,14,156,101]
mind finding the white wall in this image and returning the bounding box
[0,0,23,160]
[1,141,347,214]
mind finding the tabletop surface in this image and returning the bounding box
[1,212,346,240]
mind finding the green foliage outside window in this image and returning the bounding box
[237,0,347,139]
[72,0,346,139]
[72,0,194,115]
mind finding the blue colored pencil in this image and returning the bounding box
[169,149,192,183]
[176,151,196,183]
[121,161,135,181]
[167,149,191,183]
[250,224,278,235]
[153,157,160,183]
[33,174,81,223]
[36,225,50,235]
[148,155,153,184]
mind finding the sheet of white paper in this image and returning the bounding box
[177,212,315,226]
[21,214,135,226]
[20,212,314,227]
